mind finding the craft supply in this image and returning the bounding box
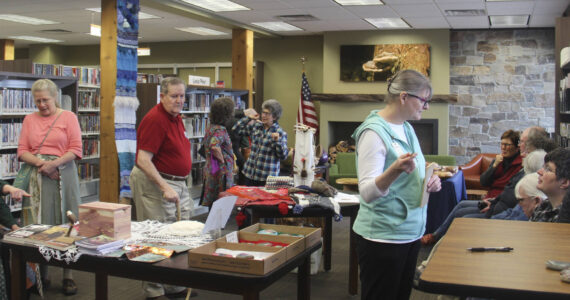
[236,253,255,259]
[467,247,513,252]
[546,260,570,271]
[66,210,77,237]
[257,229,279,235]
[561,268,570,283]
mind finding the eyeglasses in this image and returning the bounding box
[406,93,430,109]
[542,164,556,174]
[500,143,515,148]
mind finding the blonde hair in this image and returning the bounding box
[32,79,61,108]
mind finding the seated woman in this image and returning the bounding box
[491,173,546,221]
[480,129,523,199]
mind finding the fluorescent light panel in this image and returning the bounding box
[8,36,63,43]
[334,0,384,5]
[176,27,227,35]
[489,15,529,27]
[179,0,249,12]
[85,8,161,19]
[0,14,59,25]
[251,22,302,32]
[90,24,101,37]
[138,47,151,56]
[366,18,410,29]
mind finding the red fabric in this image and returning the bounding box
[224,186,295,207]
[486,154,523,198]
[136,103,191,176]
[239,239,290,247]
[278,202,289,215]
[235,211,246,227]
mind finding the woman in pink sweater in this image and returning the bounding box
[17,78,82,295]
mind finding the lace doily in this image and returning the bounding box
[125,220,213,249]
[39,246,82,264]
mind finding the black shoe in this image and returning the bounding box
[62,278,78,296]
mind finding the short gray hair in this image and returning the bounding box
[523,149,546,174]
[160,77,185,95]
[386,69,432,103]
[515,172,547,200]
[262,99,282,121]
[32,79,60,108]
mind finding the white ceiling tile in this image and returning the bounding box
[405,16,451,28]
[434,0,484,4]
[237,1,290,10]
[532,0,569,15]
[486,1,534,15]
[384,0,433,4]
[446,15,489,28]
[389,3,444,17]
[528,14,557,27]
[305,6,360,20]
[435,1,485,10]
[279,0,340,9]
[343,5,400,18]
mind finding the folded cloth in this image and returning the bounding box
[311,179,338,197]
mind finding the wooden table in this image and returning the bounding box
[4,240,321,300]
[335,178,358,192]
[246,203,360,295]
[418,218,570,299]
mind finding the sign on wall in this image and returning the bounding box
[189,75,211,86]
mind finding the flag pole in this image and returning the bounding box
[300,56,307,73]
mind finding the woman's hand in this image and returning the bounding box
[38,160,59,178]
[3,185,31,201]
[244,108,259,120]
[11,224,20,231]
[479,198,491,213]
[211,146,224,163]
[426,174,442,193]
[394,153,417,174]
[493,154,503,168]
[271,132,280,141]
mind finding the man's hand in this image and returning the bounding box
[493,154,503,168]
[426,174,442,193]
[394,153,417,174]
[162,186,180,203]
[271,132,280,141]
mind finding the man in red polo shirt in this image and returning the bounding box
[130,77,193,298]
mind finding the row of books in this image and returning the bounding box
[4,224,124,253]
[137,73,174,84]
[78,114,100,134]
[0,153,19,178]
[213,93,247,110]
[33,63,101,86]
[183,115,209,138]
[185,93,212,112]
[190,137,204,163]
[77,89,101,110]
[0,89,36,113]
[0,119,22,147]
[78,162,99,181]
[82,139,100,158]
[560,76,570,113]
[191,164,205,186]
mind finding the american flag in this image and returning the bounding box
[297,72,318,130]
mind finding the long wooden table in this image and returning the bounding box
[418,218,570,299]
[4,239,321,300]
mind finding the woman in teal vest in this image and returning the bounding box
[352,69,441,300]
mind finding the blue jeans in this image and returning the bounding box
[433,200,485,238]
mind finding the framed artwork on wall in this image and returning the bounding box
[340,44,430,82]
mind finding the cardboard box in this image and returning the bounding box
[188,240,287,275]
[217,231,304,260]
[78,202,131,239]
[241,223,321,251]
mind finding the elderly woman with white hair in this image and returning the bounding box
[491,173,547,221]
[17,78,82,295]
[232,99,288,187]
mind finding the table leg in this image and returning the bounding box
[297,255,311,300]
[243,290,260,300]
[10,250,25,300]
[323,216,332,271]
[95,271,108,300]
[348,212,358,295]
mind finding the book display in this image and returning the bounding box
[555,18,570,147]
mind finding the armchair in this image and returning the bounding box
[459,153,497,190]
[328,152,357,190]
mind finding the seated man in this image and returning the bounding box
[491,173,546,221]
[530,148,570,222]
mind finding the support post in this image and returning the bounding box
[0,39,15,60]
[231,29,253,107]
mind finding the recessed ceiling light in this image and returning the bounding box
[85,8,161,19]
[489,15,529,27]
[0,14,59,25]
[334,0,384,5]
[251,22,303,32]
[138,47,151,56]
[175,27,227,35]
[8,35,63,43]
[366,18,410,29]
[444,9,486,17]
[90,24,101,37]
[179,0,250,12]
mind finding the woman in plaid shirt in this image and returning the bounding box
[232,99,288,186]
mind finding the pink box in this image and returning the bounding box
[78,202,131,239]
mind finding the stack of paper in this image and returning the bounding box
[75,235,125,255]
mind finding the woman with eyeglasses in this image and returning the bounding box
[351,69,441,300]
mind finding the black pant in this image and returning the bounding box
[356,234,421,300]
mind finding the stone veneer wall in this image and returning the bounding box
[449,29,556,165]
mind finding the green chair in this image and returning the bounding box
[424,154,457,166]
[328,152,357,190]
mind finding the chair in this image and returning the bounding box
[424,155,457,166]
[328,152,357,190]
[459,153,497,190]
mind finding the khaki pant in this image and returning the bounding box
[129,166,192,297]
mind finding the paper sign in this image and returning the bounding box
[188,75,210,86]
[420,163,437,207]
[226,231,239,243]
[202,196,237,234]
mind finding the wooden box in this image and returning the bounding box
[188,240,287,275]
[78,202,131,239]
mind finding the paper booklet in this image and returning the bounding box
[420,163,437,207]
